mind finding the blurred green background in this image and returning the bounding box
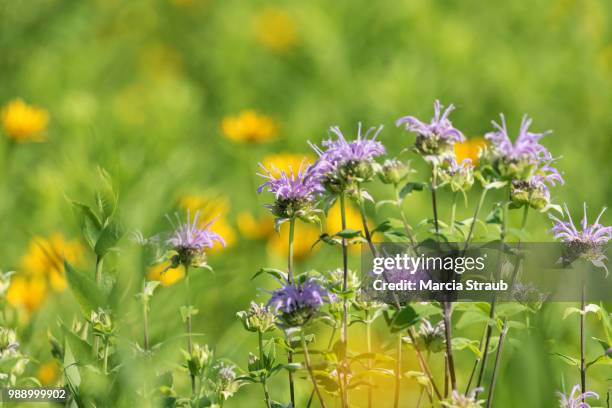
[1,0,611,406]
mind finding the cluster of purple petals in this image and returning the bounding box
[268,278,334,315]
[445,157,474,173]
[396,100,465,143]
[257,162,323,202]
[485,114,553,164]
[167,210,225,251]
[309,124,386,177]
[550,203,612,245]
[557,384,598,408]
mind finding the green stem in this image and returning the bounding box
[463,188,488,252]
[259,331,273,408]
[393,184,417,247]
[302,332,328,408]
[366,310,373,408]
[287,217,296,408]
[357,185,376,255]
[339,192,349,408]
[393,333,402,408]
[288,217,295,283]
[184,265,195,396]
[485,324,508,408]
[143,295,150,351]
[450,192,457,234]
[93,256,103,358]
[431,165,456,391]
[103,337,109,375]
[580,281,586,402]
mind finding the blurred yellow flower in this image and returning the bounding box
[178,193,236,251]
[37,361,59,386]
[454,137,487,166]
[237,212,275,240]
[267,221,320,261]
[1,98,49,143]
[6,275,48,313]
[253,8,297,53]
[325,200,365,234]
[261,152,313,175]
[221,110,277,143]
[148,261,185,286]
[20,235,84,292]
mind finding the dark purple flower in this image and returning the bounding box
[309,124,386,191]
[268,278,334,327]
[166,210,225,267]
[550,203,612,245]
[557,384,598,408]
[396,100,465,143]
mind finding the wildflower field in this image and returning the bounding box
[1,1,611,407]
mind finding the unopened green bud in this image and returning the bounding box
[236,302,276,333]
[379,159,411,185]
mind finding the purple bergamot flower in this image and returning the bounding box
[166,210,225,268]
[557,384,598,408]
[396,100,465,160]
[483,114,563,184]
[550,203,612,274]
[268,278,334,327]
[309,124,386,193]
[257,162,323,223]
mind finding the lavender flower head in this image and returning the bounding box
[257,162,323,222]
[557,384,598,408]
[309,124,386,193]
[550,203,612,274]
[396,100,465,159]
[166,210,225,268]
[268,278,334,327]
[483,114,563,184]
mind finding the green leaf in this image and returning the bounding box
[64,260,106,314]
[70,201,102,249]
[94,219,125,258]
[335,229,362,239]
[390,305,420,332]
[60,322,95,366]
[371,220,392,234]
[551,352,579,366]
[251,268,288,282]
[400,182,426,199]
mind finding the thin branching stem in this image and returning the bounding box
[287,217,296,408]
[258,331,272,408]
[339,192,349,408]
[302,331,328,408]
[393,332,402,408]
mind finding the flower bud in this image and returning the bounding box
[379,159,411,185]
[184,343,212,377]
[89,308,113,337]
[413,319,445,353]
[438,157,474,192]
[236,302,276,333]
[510,179,549,210]
[0,327,19,357]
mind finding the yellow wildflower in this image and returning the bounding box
[325,201,366,235]
[253,8,298,53]
[221,110,277,143]
[261,152,313,175]
[37,361,59,386]
[1,98,49,142]
[454,137,487,166]
[237,212,275,240]
[6,275,48,313]
[178,193,236,251]
[148,261,185,286]
[20,234,84,292]
[267,221,320,261]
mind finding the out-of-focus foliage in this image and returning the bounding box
[0,0,611,406]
